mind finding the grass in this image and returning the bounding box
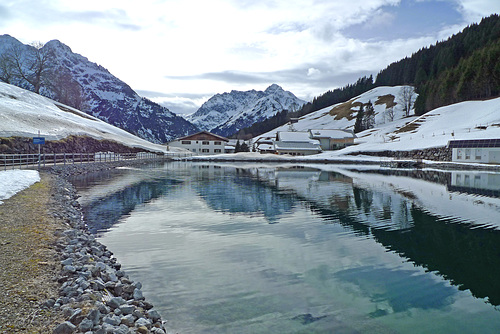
[374,94,397,108]
[329,100,363,121]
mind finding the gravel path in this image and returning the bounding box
[0,173,66,333]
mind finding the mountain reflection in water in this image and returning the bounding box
[73,163,500,333]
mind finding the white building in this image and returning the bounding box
[168,131,229,155]
[448,139,500,164]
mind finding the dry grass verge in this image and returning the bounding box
[0,173,65,333]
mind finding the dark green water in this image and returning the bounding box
[72,162,500,333]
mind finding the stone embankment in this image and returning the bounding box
[47,161,168,334]
[349,147,452,162]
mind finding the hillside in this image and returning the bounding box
[257,85,500,158]
[0,82,184,154]
[0,35,198,144]
[260,86,412,136]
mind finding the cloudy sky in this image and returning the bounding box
[1,0,499,115]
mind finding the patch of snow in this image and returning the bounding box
[0,170,40,204]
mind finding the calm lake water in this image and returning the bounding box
[71,162,500,333]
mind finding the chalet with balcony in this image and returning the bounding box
[169,131,229,155]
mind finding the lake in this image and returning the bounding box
[71,161,500,333]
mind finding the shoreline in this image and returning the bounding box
[47,159,169,334]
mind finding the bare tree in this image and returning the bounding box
[50,68,87,110]
[385,106,395,122]
[0,53,14,83]
[398,86,416,117]
[4,41,52,94]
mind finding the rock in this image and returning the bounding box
[103,314,121,326]
[151,328,166,334]
[87,308,101,325]
[137,326,149,334]
[114,324,131,334]
[63,265,77,273]
[53,321,76,334]
[147,309,161,322]
[135,317,152,329]
[78,318,94,332]
[107,296,127,309]
[121,314,135,326]
[43,298,56,308]
[119,304,135,315]
[68,308,84,325]
[61,258,73,266]
[133,288,144,300]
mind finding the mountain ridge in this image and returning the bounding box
[187,83,305,137]
[0,35,198,144]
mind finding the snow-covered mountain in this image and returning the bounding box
[188,84,305,137]
[0,82,186,154]
[0,35,197,144]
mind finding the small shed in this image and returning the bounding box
[448,139,500,164]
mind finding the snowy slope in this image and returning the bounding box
[0,35,198,143]
[261,86,412,137]
[257,85,500,157]
[188,84,305,137]
[0,82,184,153]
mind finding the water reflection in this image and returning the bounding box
[195,169,297,223]
[449,171,500,197]
[73,170,181,234]
[73,163,500,333]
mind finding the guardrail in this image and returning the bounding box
[0,152,168,170]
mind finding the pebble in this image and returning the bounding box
[46,162,168,333]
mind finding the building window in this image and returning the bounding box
[192,149,196,152]
[475,149,482,160]
[214,149,221,153]
[465,149,471,160]
[457,149,463,159]
[202,141,209,145]
[214,141,221,145]
[202,149,209,153]
[181,140,191,145]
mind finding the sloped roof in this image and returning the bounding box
[256,143,274,151]
[277,131,318,143]
[174,131,229,142]
[309,129,356,139]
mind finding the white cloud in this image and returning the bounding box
[1,0,499,115]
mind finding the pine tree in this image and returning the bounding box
[354,105,365,133]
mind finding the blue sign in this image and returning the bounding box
[33,137,45,145]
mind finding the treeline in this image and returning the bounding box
[376,14,500,114]
[235,14,500,139]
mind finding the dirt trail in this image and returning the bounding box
[0,172,65,333]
